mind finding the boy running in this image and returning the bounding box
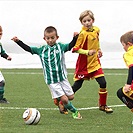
[11,26,82,119]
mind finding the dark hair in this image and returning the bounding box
[44,26,58,36]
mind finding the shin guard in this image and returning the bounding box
[99,88,107,106]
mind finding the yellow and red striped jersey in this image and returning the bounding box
[123,45,133,68]
[72,26,101,74]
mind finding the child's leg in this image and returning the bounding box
[61,95,82,119]
[71,80,84,93]
[0,71,9,103]
[53,97,68,114]
[0,80,4,100]
[117,87,133,111]
[0,80,9,103]
[96,76,113,113]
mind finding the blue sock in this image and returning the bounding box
[64,101,77,113]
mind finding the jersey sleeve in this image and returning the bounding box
[72,33,84,52]
[0,43,6,55]
[30,46,41,55]
[123,52,133,67]
[58,42,69,52]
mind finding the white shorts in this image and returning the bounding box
[0,71,4,82]
[48,79,74,99]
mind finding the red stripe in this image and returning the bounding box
[72,47,80,52]
[75,37,88,74]
[129,64,133,67]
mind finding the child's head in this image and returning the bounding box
[0,25,3,40]
[43,26,59,46]
[120,31,133,51]
[79,10,94,29]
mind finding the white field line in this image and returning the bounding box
[2,72,127,76]
[0,104,125,110]
[1,72,126,110]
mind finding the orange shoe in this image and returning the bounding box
[99,105,113,113]
[54,99,68,114]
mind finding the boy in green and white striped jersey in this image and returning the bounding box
[0,25,12,104]
[11,26,82,119]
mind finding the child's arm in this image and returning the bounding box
[1,53,12,61]
[76,49,96,56]
[123,66,133,92]
[11,37,32,53]
[68,34,79,50]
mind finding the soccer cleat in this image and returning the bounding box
[99,105,113,113]
[72,111,82,119]
[0,98,9,104]
[54,99,68,114]
[58,101,68,115]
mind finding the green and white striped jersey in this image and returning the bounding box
[0,42,6,55]
[30,42,70,84]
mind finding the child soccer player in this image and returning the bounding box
[71,10,113,113]
[0,25,12,103]
[117,31,133,112]
[11,26,82,119]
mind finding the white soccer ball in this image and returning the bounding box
[23,108,41,125]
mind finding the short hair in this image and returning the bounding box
[44,26,58,36]
[0,26,2,32]
[79,10,95,22]
[120,31,133,44]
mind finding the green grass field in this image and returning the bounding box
[0,69,132,133]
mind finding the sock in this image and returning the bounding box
[64,101,77,113]
[99,88,107,106]
[0,86,4,100]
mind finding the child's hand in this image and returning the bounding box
[98,49,103,58]
[7,56,12,61]
[88,50,96,55]
[123,84,131,93]
[73,32,79,37]
[11,36,19,42]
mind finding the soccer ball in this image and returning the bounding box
[23,108,41,125]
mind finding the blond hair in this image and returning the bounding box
[120,31,133,44]
[79,10,95,22]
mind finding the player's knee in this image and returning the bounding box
[68,95,74,101]
[0,80,5,87]
[100,80,106,88]
[72,80,83,93]
[117,87,123,99]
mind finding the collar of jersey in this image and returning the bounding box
[127,45,133,51]
[48,43,57,48]
[82,26,94,32]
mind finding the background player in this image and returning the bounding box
[0,25,12,103]
[117,31,133,112]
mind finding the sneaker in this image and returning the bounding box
[58,101,68,115]
[54,99,68,114]
[99,105,113,113]
[0,98,9,104]
[72,111,82,119]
